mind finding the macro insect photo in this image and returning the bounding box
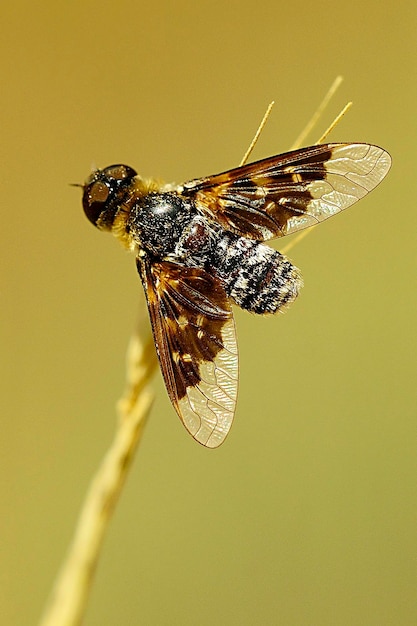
[1,2,416,626]
[80,142,390,448]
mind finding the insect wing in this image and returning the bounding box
[137,257,238,448]
[182,143,391,241]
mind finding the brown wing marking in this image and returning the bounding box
[137,256,238,448]
[182,143,391,241]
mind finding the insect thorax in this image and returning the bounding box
[128,192,195,257]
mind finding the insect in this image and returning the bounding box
[81,143,391,447]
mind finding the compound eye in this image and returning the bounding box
[83,180,110,225]
[103,164,137,181]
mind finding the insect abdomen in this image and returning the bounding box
[212,234,303,314]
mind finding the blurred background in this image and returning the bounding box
[1,1,416,625]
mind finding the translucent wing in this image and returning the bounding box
[137,256,238,448]
[182,143,391,241]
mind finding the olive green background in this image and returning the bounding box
[1,1,416,625]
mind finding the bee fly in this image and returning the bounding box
[81,143,391,447]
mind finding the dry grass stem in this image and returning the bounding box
[39,308,157,626]
[290,75,343,150]
[315,101,353,144]
[239,100,275,166]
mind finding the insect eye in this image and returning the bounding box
[89,181,110,202]
[83,181,110,225]
[103,164,137,181]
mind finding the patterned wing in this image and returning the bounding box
[137,256,238,448]
[182,143,391,241]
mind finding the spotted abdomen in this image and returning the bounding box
[211,233,302,314]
